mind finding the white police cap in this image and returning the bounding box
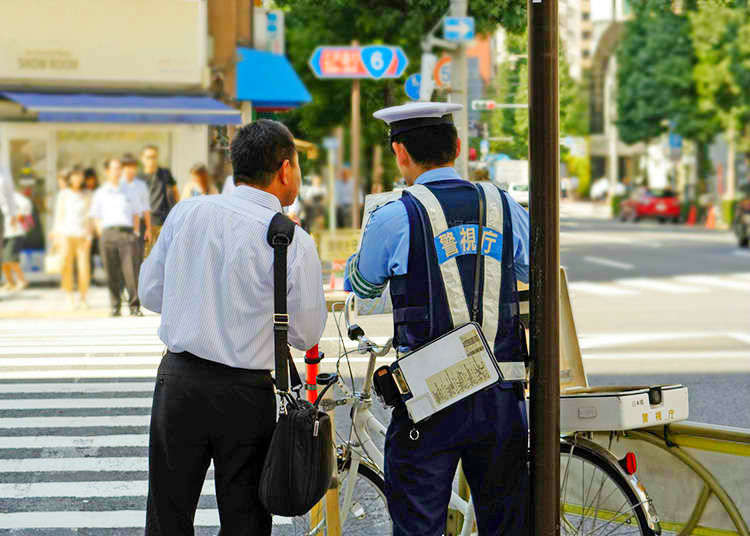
[373,102,463,138]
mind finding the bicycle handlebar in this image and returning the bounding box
[339,293,393,357]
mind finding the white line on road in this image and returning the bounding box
[675,275,750,291]
[0,478,211,499]
[0,415,150,429]
[614,278,708,294]
[0,369,158,380]
[0,510,291,529]
[583,257,635,270]
[568,282,639,296]
[0,382,154,394]
[0,456,149,473]
[0,398,152,410]
[584,351,750,360]
[0,434,149,449]
[729,333,750,345]
[578,331,723,350]
[0,357,162,367]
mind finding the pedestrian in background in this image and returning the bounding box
[1,189,31,292]
[83,167,101,280]
[120,154,151,271]
[139,119,326,535]
[53,168,93,309]
[180,163,217,199]
[90,158,141,317]
[138,145,178,257]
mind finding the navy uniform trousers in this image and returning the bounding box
[384,383,529,535]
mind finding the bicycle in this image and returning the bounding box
[277,294,662,536]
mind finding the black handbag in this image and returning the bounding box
[258,213,334,517]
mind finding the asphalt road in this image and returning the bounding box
[0,203,747,532]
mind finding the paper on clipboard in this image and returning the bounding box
[355,190,402,316]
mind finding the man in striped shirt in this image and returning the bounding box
[139,119,327,535]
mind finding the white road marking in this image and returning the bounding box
[0,369,158,380]
[0,479,212,499]
[0,398,152,410]
[728,333,750,345]
[568,282,638,296]
[675,275,750,291]
[584,351,750,360]
[615,278,708,294]
[0,510,291,529]
[0,356,162,366]
[0,382,154,394]
[0,456,149,473]
[0,434,149,449]
[0,415,150,429]
[583,257,634,270]
[578,331,723,350]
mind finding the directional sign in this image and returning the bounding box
[404,73,421,101]
[309,46,408,79]
[444,17,475,42]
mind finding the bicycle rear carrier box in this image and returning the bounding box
[555,267,690,433]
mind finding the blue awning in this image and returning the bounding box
[0,92,241,125]
[235,48,311,110]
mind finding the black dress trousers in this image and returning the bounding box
[100,227,139,309]
[145,352,277,536]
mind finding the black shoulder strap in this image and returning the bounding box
[266,213,303,392]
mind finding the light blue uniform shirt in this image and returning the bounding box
[345,167,530,298]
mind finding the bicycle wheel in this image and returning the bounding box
[560,441,655,536]
[277,463,392,536]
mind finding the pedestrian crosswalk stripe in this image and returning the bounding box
[0,479,211,499]
[615,278,709,294]
[0,397,153,410]
[0,434,149,449]
[0,349,164,358]
[0,357,162,366]
[0,369,158,380]
[675,275,750,291]
[0,510,292,529]
[568,282,639,296]
[0,456,149,472]
[0,415,150,429]
[0,382,154,394]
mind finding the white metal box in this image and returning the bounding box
[560,384,689,433]
[553,268,689,433]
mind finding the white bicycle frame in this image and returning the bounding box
[332,295,478,536]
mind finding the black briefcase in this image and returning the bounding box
[258,213,334,516]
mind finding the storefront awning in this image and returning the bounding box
[0,92,241,125]
[235,48,312,111]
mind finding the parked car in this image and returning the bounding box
[508,183,529,208]
[619,188,681,223]
[733,184,750,248]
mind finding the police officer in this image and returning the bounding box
[345,102,531,535]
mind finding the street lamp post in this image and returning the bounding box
[528,0,561,535]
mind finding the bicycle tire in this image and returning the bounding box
[277,463,391,536]
[560,441,657,536]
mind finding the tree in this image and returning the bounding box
[272,0,527,185]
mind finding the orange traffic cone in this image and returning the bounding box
[705,206,716,230]
[686,205,697,226]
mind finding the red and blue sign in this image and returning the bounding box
[309,45,408,79]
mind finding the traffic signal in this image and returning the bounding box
[471,100,497,111]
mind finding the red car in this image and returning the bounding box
[619,188,681,223]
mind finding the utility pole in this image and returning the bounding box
[528,1,560,536]
[351,41,362,229]
[449,0,469,179]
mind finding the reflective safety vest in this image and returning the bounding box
[390,179,526,369]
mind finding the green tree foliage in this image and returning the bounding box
[273,0,527,180]
[487,33,588,158]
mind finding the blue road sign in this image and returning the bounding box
[309,46,408,79]
[444,17,475,42]
[404,73,421,101]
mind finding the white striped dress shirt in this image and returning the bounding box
[138,185,327,370]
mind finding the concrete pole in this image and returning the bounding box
[449,0,469,179]
[351,78,361,228]
[528,0,561,534]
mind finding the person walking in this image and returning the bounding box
[53,168,94,309]
[138,145,178,257]
[346,102,531,535]
[179,163,218,199]
[120,154,151,272]
[1,190,31,291]
[83,167,101,281]
[139,119,327,535]
[0,163,19,275]
[90,158,142,317]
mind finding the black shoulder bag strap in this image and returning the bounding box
[266,213,303,393]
